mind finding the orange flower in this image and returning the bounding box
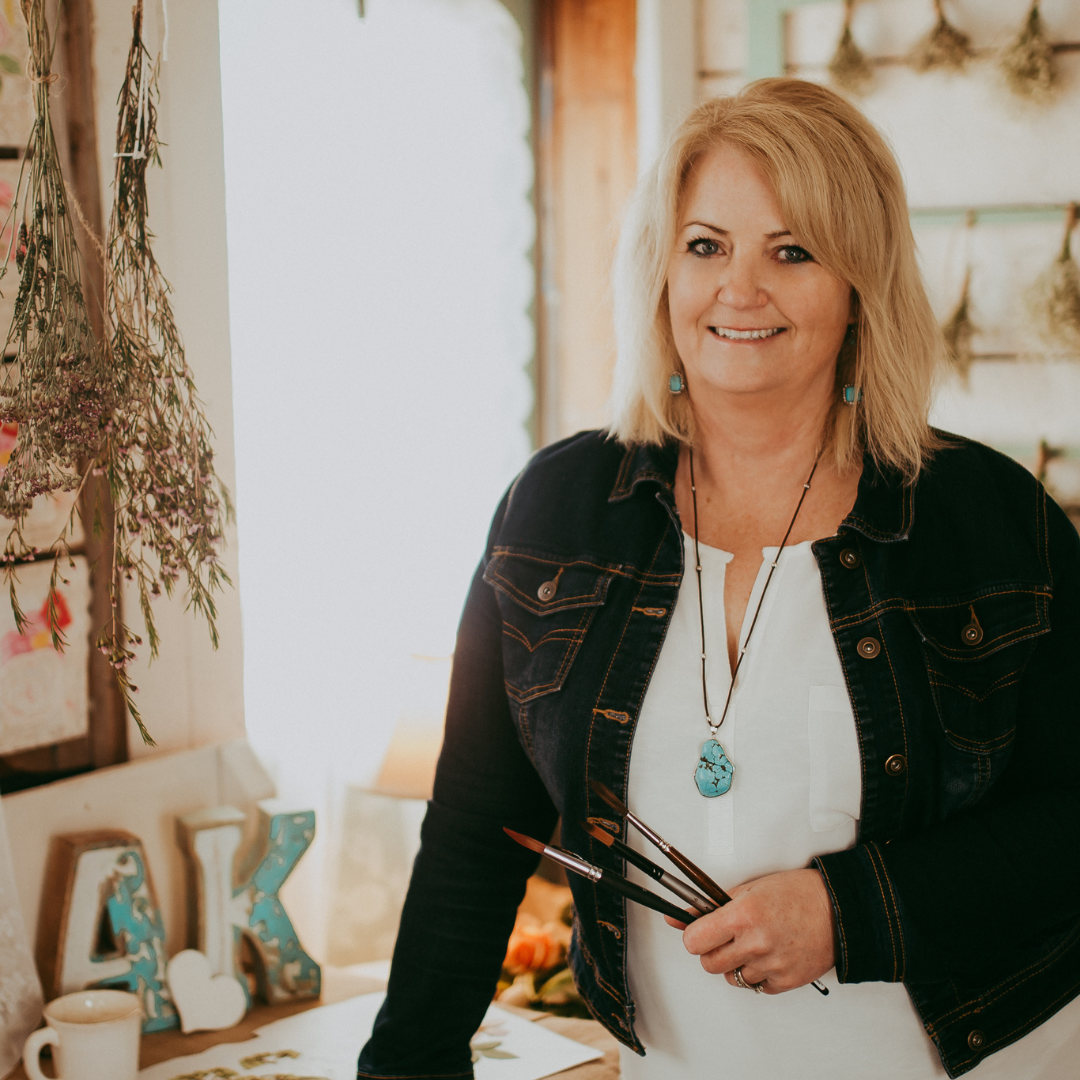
[503,915,564,975]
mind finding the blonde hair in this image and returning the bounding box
[608,78,942,479]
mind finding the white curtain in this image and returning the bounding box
[218,0,534,957]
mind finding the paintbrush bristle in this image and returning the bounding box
[503,827,546,854]
[582,821,615,846]
[589,778,629,817]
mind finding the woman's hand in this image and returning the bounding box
[665,869,836,994]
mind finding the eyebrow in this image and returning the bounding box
[683,220,793,240]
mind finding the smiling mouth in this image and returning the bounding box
[710,326,785,341]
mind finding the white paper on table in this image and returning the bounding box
[138,992,602,1080]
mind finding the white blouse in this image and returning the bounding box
[617,534,1080,1080]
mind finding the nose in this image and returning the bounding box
[716,254,767,310]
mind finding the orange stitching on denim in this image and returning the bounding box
[575,920,623,1002]
[930,919,1080,1025]
[815,862,850,979]
[501,623,583,652]
[598,920,623,939]
[490,547,681,586]
[827,587,1051,634]
[869,841,906,981]
[587,816,620,833]
[593,708,631,724]
[632,606,667,617]
[863,843,900,982]
[928,669,1021,703]
[597,524,676,998]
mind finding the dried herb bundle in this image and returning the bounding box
[942,270,976,380]
[829,0,873,95]
[98,0,232,740]
[1031,203,1080,355]
[910,0,972,73]
[0,0,111,633]
[1001,0,1056,101]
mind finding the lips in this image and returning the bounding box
[710,326,785,341]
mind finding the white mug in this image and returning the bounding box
[23,989,142,1080]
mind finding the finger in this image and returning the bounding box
[682,909,736,955]
[663,914,689,930]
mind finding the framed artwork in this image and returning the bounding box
[0,556,90,755]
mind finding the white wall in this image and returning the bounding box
[698,0,1080,494]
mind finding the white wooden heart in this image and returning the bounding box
[166,949,247,1033]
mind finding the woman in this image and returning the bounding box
[358,79,1080,1078]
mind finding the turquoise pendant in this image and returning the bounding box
[695,738,734,797]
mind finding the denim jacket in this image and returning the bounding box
[357,431,1080,1080]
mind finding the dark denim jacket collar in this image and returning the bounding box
[608,437,913,543]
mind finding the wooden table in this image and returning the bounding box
[8,999,620,1078]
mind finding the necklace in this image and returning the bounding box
[688,448,821,798]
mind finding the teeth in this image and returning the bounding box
[713,327,783,341]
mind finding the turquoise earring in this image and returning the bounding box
[669,373,684,394]
[843,385,863,405]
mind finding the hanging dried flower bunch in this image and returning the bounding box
[942,270,977,380]
[1000,0,1056,101]
[97,0,232,741]
[910,0,972,73]
[1030,203,1080,355]
[828,0,873,94]
[942,211,978,380]
[0,0,230,743]
[0,0,112,630]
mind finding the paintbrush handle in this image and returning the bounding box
[659,842,734,906]
[609,836,716,912]
[597,869,701,923]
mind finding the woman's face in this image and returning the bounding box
[666,144,852,408]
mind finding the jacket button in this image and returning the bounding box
[885,754,907,776]
[857,636,880,659]
[967,1029,985,1050]
[961,621,983,646]
[839,548,861,569]
[537,580,557,601]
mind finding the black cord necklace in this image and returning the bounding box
[688,447,821,798]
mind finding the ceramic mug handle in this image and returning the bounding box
[23,1026,61,1080]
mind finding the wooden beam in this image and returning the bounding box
[536,0,637,444]
[60,0,128,769]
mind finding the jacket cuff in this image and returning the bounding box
[813,841,908,984]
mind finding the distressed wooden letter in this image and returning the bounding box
[35,830,178,1032]
[178,800,320,1003]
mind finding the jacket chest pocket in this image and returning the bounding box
[907,588,1050,753]
[484,552,614,704]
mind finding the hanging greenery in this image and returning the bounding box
[828,0,873,95]
[0,0,112,633]
[1030,203,1080,355]
[0,0,230,744]
[942,270,976,381]
[1000,0,1056,101]
[910,0,972,73]
[96,0,232,741]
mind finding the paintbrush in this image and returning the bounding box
[587,780,829,996]
[503,828,698,924]
[582,821,716,913]
[589,779,734,905]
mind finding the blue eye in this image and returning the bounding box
[687,236,722,258]
[778,245,813,264]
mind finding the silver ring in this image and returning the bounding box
[732,966,765,993]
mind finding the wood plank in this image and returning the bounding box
[59,0,128,770]
[537,0,637,444]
